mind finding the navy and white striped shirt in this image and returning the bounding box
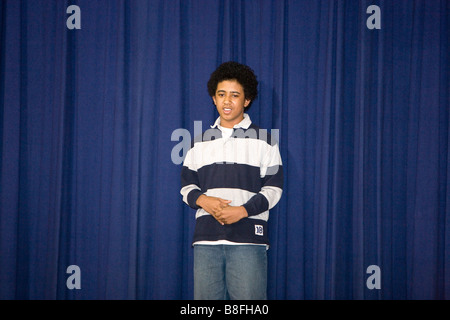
[180,114,283,245]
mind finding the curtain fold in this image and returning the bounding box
[0,0,448,299]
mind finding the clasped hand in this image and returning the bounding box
[196,195,248,225]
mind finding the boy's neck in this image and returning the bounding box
[219,114,245,128]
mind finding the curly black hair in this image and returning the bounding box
[207,61,258,108]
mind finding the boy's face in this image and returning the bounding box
[212,79,251,128]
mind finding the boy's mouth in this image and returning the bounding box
[223,107,232,115]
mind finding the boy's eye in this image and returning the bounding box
[216,93,240,98]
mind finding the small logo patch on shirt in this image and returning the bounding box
[255,225,264,236]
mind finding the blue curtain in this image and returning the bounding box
[0,0,448,300]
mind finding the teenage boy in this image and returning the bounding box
[180,61,283,300]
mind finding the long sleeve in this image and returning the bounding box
[180,148,203,209]
[242,142,284,216]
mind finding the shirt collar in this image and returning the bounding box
[211,113,252,130]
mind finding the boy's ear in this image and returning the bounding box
[212,96,217,106]
[244,99,251,107]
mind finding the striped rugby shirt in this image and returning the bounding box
[180,114,283,245]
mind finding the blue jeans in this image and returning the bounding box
[193,244,267,300]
